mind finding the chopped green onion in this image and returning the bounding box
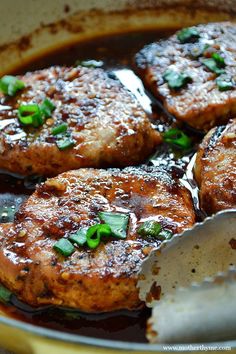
[98,212,129,239]
[68,228,87,246]
[211,53,225,68]
[63,310,81,319]
[86,224,111,249]
[52,123,68,136]
[75,60,103,68]
[216,77,234,91]
[56,137,75,150]
[158,229,173,241]
[163,128,192,150]
[0,206,16,223]
[18,104,44,128]
[163,69,192,90]
[0,75,25,96]
[137,221,173,241]
[40,98,56,118]
[137,220,162,238]
[97,223,112,238]
[53,238,75,257]
[201,58,225,75]
[177,27,200,43]
[86,225,101,249]
[18,98,55,129]
[69,224,111,250]
[0,284,12,303]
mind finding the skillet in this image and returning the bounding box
[0,1,235,352]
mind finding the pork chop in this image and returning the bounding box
[0,66,161,176]
[195,118,236,214]
[135,22,236,131]
[0,166,195,312]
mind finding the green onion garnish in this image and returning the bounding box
[86,225,101,249]
[137,221,173,241]
[211,53,225,68]
[98,212,129,239]
[53,238,75,257]
[52,123,68,136]
[18,98,55,128]
[56,137,75,150]
[68,228,87,246]
[62,212,130,253]
[0,206,16,223]
[40,98,56,118]
[75,60,103,68]
[177,27,200,44]
[96,223,112,238]
[158,229,173,241]
[201,58,225,75]
[137,220,162,238]
[18,104,44,128]
[0,284,12,303]
[163,69,192,90]
[0,75,25,96]
[68,224,111,249]
[163,128,192,150]
[86,224,111,249]
[216,76,234,91]
[63,310,81,320]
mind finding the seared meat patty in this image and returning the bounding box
[195,119,236,214]
[0,166,195,312]
[135,22,236,131]
[0,66,160,176]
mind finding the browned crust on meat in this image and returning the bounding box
[0,166,195,312]
[135,22,236,130]
[195,118,236,213]
[0,66,161,176]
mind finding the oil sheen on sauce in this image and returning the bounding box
[0,30,203,342]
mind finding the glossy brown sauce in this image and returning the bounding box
[0,300,151,342]
[0,29,204,342]
[16,30,173,73]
